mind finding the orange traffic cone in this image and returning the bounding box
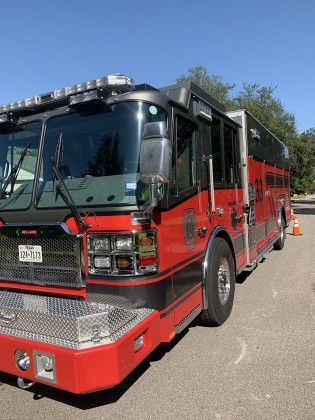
[291,208,296,220]
[292,217,302,236]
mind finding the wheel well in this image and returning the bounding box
[215,229,236,271]
[281,207,287,226]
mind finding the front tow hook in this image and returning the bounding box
[17,377,36,389]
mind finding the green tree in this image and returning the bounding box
[232,83,297,145]
[290,128,315,194]
[176,65,235,109]
[231,82,314,193]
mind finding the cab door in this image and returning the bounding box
[168,112,208,328]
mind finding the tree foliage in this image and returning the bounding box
[177,65,235,109]
[232,83,296,144]
[290,129,315,193]
[177,65,315,193]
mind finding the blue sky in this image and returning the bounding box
[1,0,314,133]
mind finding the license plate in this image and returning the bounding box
[18,245,42,263]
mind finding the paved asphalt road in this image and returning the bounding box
[0,198,314,420]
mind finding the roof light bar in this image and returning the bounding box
[0,73,134,118]
[96,74,134,89]
[0,111,17,126]
[69,89,99,107]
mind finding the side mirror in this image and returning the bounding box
[140,121,171,184]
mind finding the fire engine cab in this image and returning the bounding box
[0,73,290,393]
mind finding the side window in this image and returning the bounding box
[234,131,241,184]
[223,124,234,184]
[211,117,223,182]
[172,116,197,195]
[224,123,241,185]
[201,120,211,187]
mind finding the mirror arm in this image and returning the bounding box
[143,184,158,214]
[130,184,159,225]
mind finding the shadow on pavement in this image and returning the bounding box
[291,196,315,215]
[293,207,315,215]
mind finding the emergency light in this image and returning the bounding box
[0,111,16,124]
[0,73,134,118]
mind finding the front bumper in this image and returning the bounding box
[0,291,161,393]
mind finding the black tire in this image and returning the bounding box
[274,217,286,250]
[200,237,235,326]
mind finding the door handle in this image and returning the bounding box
[197,226,207,238]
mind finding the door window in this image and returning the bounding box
[211,117,223,183]
[172,116,197,195]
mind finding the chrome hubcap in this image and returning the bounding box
[218,258,230,305]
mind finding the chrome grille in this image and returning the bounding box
[0,235,83,288]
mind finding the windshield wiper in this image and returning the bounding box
[53,133,70,183]
[51,135,91,229]
[0,141,31,199]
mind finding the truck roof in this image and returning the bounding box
[0,73,237,128]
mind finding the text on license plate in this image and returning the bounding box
[18,245,42,263]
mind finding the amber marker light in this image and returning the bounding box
[139,236,154,248]
[116,256,133,270]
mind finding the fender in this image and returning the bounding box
[202,225,236,310]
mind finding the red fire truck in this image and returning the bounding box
[0,74,290,393]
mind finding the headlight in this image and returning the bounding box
[87,230,158,276]
[114,236,133,251]
[94,256,110,269]
[92,237,109,251]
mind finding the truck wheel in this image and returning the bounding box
[274,217,286,250]
[201,237,235,326]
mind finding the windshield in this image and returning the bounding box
[0,122,41,210]
[36,101,167,208]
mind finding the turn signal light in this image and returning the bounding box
[116,256,133,270]
[139,236,154,247]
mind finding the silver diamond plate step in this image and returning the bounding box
[0,291,154,349]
